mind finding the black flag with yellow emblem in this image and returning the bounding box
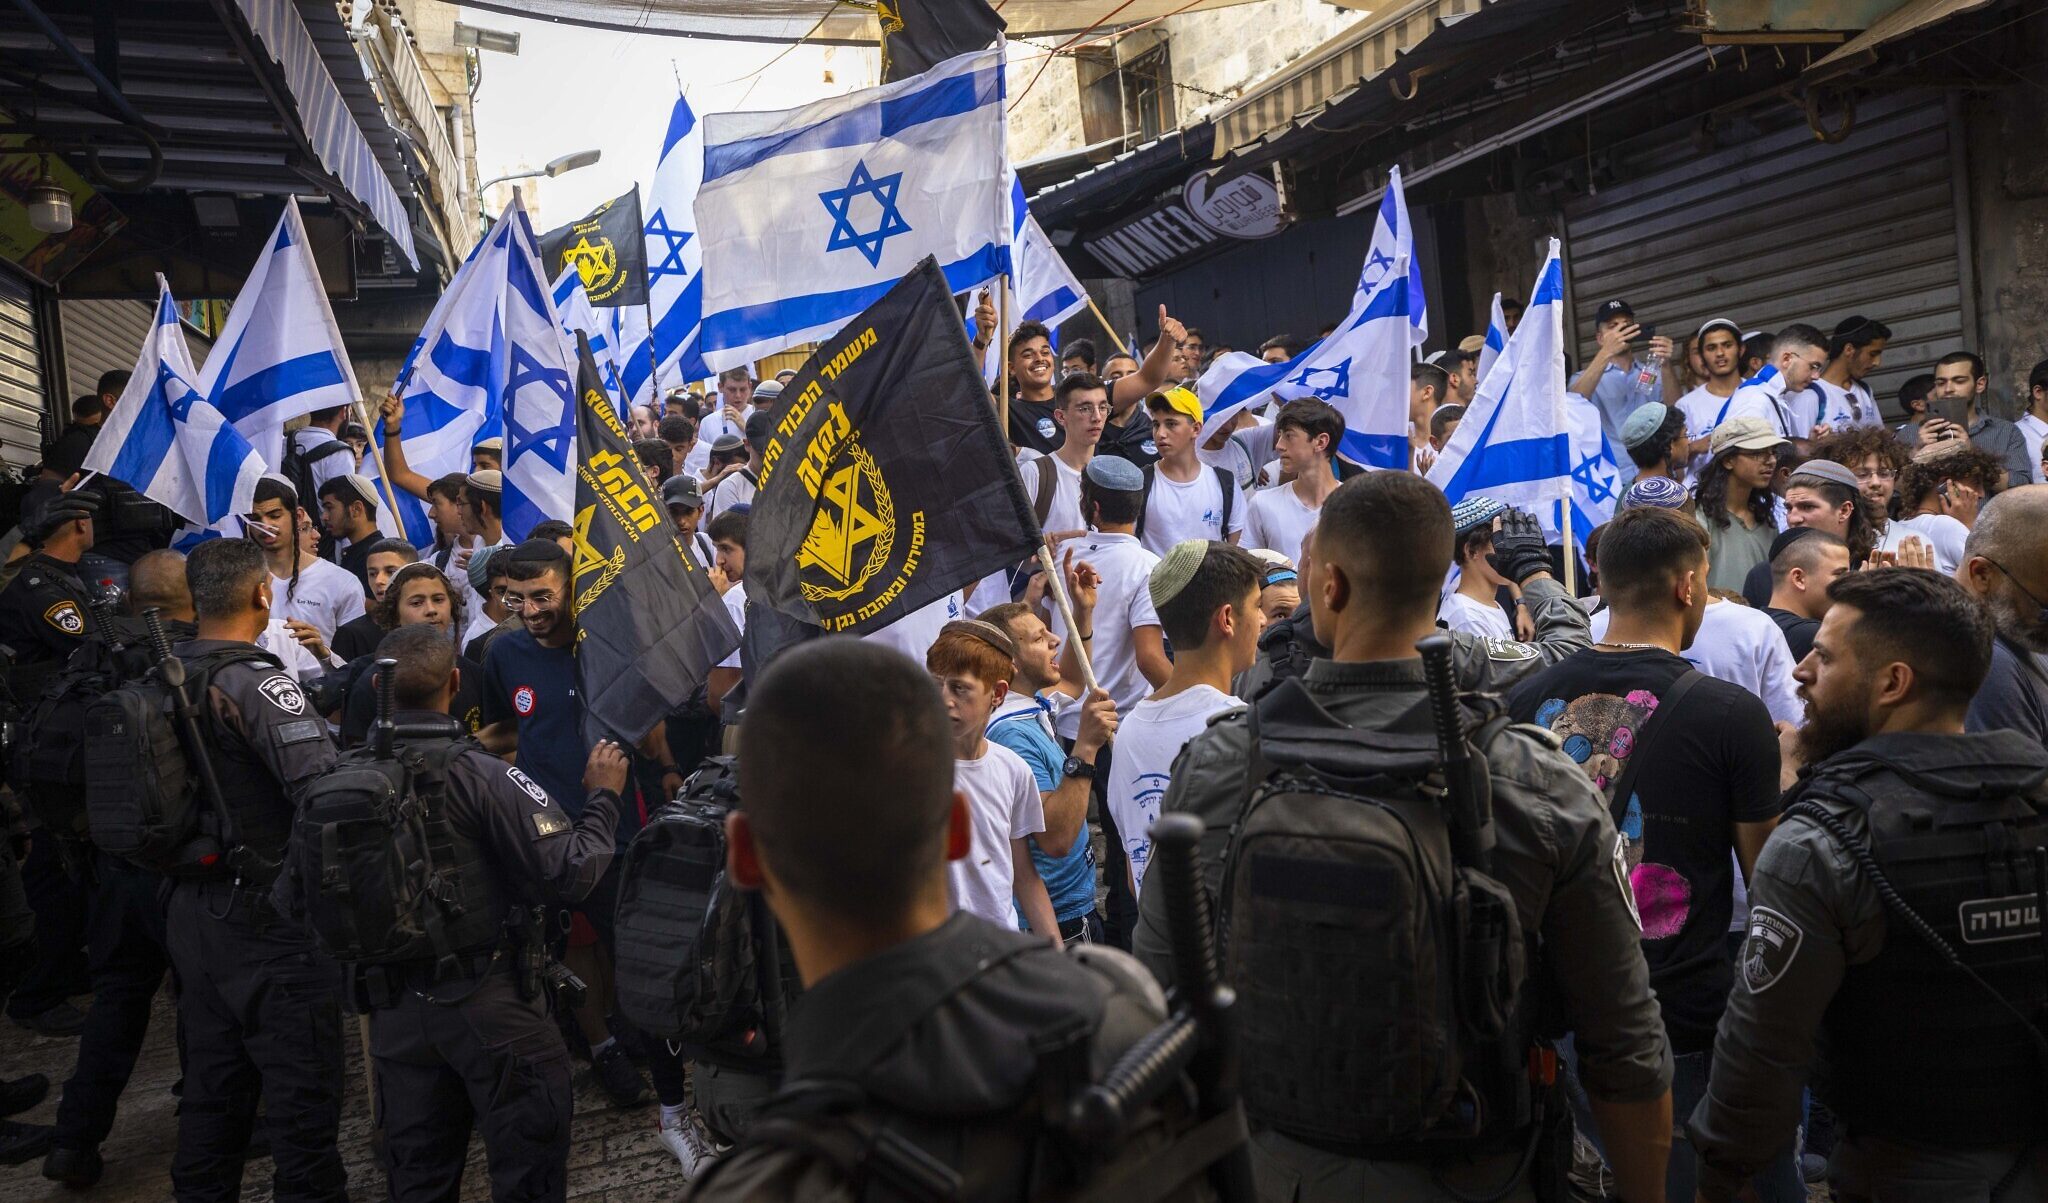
[875,0,1006,83]
[746,256,1038,637]
[538,188,648,308]
[570,333,737,745]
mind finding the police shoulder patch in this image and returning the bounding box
[1484,638,1537,663]
[42,601,83,636]
[1742,906,1803,994]
[257,674,306,715]
[506,766,552,807]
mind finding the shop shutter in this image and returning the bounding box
[60,299,155,412]
[1563,93,1965,419]
[0,267,48,469]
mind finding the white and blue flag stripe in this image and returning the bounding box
[1362,164,1428,349]
[1477,291,1507,387]
[628,94,707,399]
[695,47,1010,371]
[85,279,265,528]
[497,206,577,542]
[197,196,361,471]
[553,269,628,406]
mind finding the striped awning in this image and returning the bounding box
[1211,0,1490,160]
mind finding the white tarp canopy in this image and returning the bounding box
[459,1,1272,44]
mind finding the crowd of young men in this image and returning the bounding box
[0,295,2042,1203]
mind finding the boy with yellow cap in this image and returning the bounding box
[1136,386,1245,555]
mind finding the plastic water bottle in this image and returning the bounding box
[1627,347,1666,409]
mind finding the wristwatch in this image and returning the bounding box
[1061,755,1096,781]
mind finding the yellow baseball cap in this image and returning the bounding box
[1150,385,1203,425]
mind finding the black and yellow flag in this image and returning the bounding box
[538,188,648,308]
[746,256,1038,636]
[875,0,1006,83]
[570,333,737,745]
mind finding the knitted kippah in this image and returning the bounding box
[1621,475,1688,510]
[1083,455,1144,491]
[939,618,1017,661]
[1450,494,1507,535]
[1149,539,1209,609]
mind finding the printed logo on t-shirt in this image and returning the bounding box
[1036,417,1056,439]
[1141,440,1157,457]
[258,674,307,715]
[513,685,537,716]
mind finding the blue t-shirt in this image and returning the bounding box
[481,629,610,832]
[988,697,1096,924]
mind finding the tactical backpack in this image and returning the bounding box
[285,734,503,972]
[280,433,352,521]
[613,757,795,1065]
[9,635,123,840]
[1219,677,1531,1153]
[83,645,273,876]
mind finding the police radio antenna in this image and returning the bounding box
[372,657,397,759]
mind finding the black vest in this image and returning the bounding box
[1798,735,2048,1146]
[402,729,509,960]
[201,654,306,883]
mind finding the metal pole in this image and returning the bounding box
[1036,545,1098,694]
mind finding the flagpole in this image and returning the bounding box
[1036,546,1099,693]
[1560,501,1577,596]
[355,395,408,530]
[996,277,1011,436]
[1085,297,1131,358]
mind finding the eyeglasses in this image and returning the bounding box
[501,590,559,611]
[1985,559,2048,625]
[1066,402,1112,418]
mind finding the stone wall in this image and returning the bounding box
[1963,14,2048,419]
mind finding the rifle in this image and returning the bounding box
[1417,632,1495,872]
[140,606,243,875]
[1064,812,1253,1203]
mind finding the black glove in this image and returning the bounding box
[1486,507,1552,586]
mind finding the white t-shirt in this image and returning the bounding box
[962,568,1012,619]
[1808,378,1879,429]
[461,605,498,654]
[706,468,758,519]
[1676,383,1736,477]
[259,618,335,679]
[1141,465,1246,554]
[948,741,1045,927]
[715,584,748,670]
[271,557,366,644]
[1593,600,1801,724]
[863,591,961,664]
[1439,591,1512,640]
[1017,451,1084,537]
[1109,685,1241,895]
[1242,485,1320,562]
[1877,512,1969,576]
[2018,413,2048,486]
[1046,532,1160,721]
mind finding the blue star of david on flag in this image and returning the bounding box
[1573,449,1618,505]
[645,209,693,283]
[1288,358,1353,401]
[819,160,912,268]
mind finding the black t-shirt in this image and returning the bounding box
[1507,648,1781,1053]
[331,612,385,663]
[1765,607,1818,663]
[338,531,382,595]
[1739,559,1773,610]
[1007,396,1063,455]
[1099,407,1158,468]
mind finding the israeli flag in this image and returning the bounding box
[628,93,707,399]
[1477,292,1507,387]
[695,47,1010,371]
[610,304,652,402]
[197,197,362,469]
[1194,251,1416,469]
[553,268,628,406]
[85,279,265,528]
[1427,240,1619,545]
[1361,165,1428,349]
[968,174,1090,383]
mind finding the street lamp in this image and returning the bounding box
[479,149,603,221]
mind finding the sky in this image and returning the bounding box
[463,8,879,229]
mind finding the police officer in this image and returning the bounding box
[1140,473,1674,1202]
[0,492,97,666]
[0,492,97,1038]
[281,622,626,1200]
[1689,568,2047,1201]
[1235,506,1589,702]
[686,640,1188,1202]
[165,536,347,1202]
[40,550,197,1186]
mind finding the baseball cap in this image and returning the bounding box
[1594,299,1635,324]
[662,475,704,512]
[1709,417,1784,456]
[1150,385,1202,425]
[1789,459,1860,491]
[1619,403,1672,450]
[1695,317,1741,341]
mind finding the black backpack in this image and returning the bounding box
[9,634,125,840]
[280,432,353,518]
[282,734,501,971]
[613,757,795,1065]
[1220,678,1531,1152]
[1134,463,1236,542]
[83,645,273,876]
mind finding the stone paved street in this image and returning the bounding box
[0,992,678,1202]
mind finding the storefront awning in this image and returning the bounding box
[1804,0,1999,83]
[1209,0,1497,160]
[459,1,1266,44]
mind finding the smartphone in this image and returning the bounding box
[1930,395,1971,427]
[1635,322,1657,341]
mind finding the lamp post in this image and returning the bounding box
[479,148,602,224]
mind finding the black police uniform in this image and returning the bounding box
[1688,730,2048,1201]
[45,617,197,1179]
[164,638,346,1203]
[343,712,621,1202]
[0,550,94,1029]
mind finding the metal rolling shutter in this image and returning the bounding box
[60,299,155,410]
[0,267,47,469]
[1563,93,1967,419]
